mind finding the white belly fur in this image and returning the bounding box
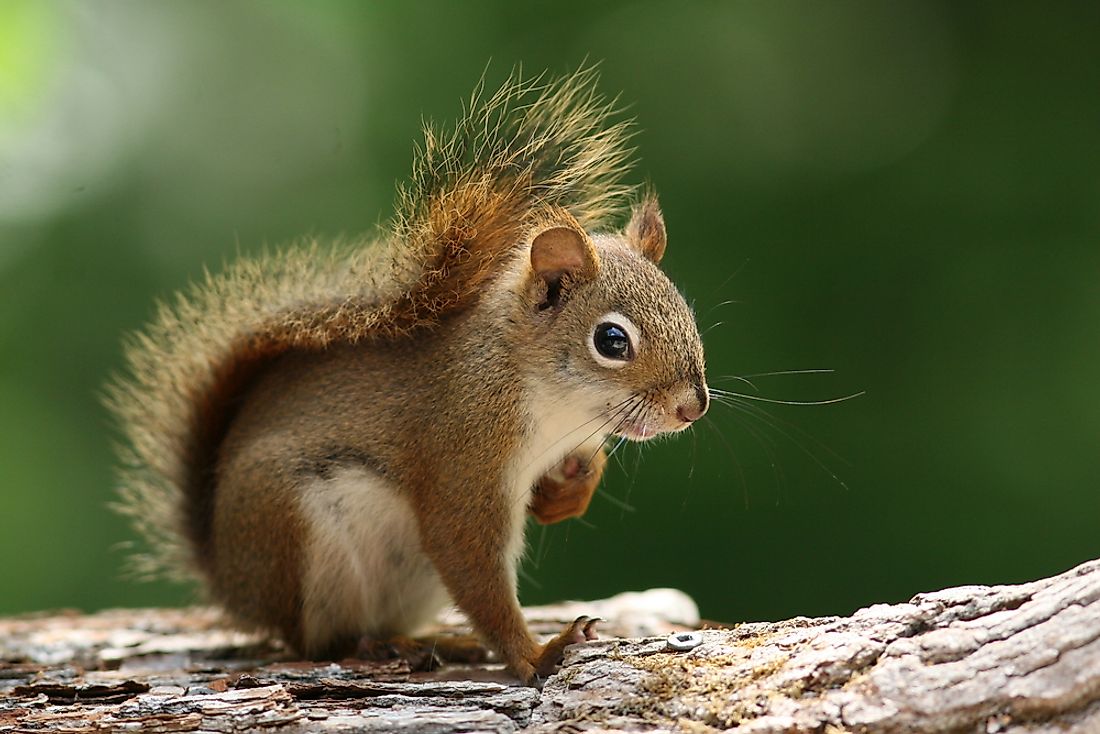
[298,468,451,650]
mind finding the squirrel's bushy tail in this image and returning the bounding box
[106,67,637,582]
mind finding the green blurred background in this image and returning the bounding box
[2,1,1098,625]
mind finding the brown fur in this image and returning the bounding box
[106,68,635,581]
[625,193,667,263]
[107,68,707,683]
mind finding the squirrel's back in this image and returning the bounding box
[107,68,637,583]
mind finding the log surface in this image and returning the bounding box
[2,562,1099,733]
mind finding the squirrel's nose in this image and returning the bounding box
[676,385,709,424]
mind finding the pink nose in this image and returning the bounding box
[676,387,709,423]
[673,385,708,424]
[677,404,702,423]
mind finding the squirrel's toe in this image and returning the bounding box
[530,615,600,679]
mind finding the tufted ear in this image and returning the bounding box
[529,224,599,310]
[625,195,667,263]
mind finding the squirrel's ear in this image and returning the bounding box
[625,196,667,264]
[529,224,599,310]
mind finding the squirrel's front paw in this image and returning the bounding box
[530,447,607,524]
[529,615,601,681]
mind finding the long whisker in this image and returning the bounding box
[605,433,629,463]
[706,298,742,313]
[517,565,542,590]
[717,396,852,468]
[595,485,637,514]
[573,397,638,454]
[720,398,851,491]
[715,375,759,392]
[599,395,651,516]
[731,368,836,379]
[688,421,698,481]
[518,390,658,525]
[512,396,640,515]
[711,368,838,392]
[576,392,643,471]
[518,394,636,478]
[531,523,549,570]
[617,393,649,436]
[701,320,726,337]
[613,392,653,517]
[702,415,749,510]
[700,257,751,308]
[710,388,865,407]
[572,515,597,530]
[726,408,786,505]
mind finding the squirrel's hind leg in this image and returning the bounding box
[209,453,310,654]
[296,466,451,655]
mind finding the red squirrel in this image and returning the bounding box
[108,69,709,683]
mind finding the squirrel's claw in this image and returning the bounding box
[530,615,602,680]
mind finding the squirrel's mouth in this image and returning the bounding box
[615,419,658,441]
[613,410,693,441]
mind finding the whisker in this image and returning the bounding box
[708,298,742,312]
[579,396,638,470]
[595,485,637,513]
[700,257,751,309]
[702,415,749,510]
[611,445,628,471]
[603,396,651,517]
[733,368,836,379]
[713,375,759,392]
[710,388,865,407]
[725,397,853,468]
[630,440,644,488]
[604,433,630,463]
[721,399,851,491]
[513,396,640,515]
[701,320,726,337]
[712,368,840,394]
[517,565,542,590]
[609,395,644,435]
[531,522,549,569]
[520,394,636,477]
[678,421,706,511]
[520,392,656,521]
[688,422,698,481]
[727,408,786,505]
[615,392,653,518]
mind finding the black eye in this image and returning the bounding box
[594,322,632,360]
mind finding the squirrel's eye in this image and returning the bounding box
[593,323,632,361]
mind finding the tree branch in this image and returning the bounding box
[3,561,1098,733]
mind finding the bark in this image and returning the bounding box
[2,562,1099,733]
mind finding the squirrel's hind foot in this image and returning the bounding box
[528,615,602,682]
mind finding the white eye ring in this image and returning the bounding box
[588,311,640,369]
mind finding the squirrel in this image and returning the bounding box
[106,68,709,684]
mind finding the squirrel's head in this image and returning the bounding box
[519,198,708,441]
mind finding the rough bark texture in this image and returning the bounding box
[3,561,1099,733]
